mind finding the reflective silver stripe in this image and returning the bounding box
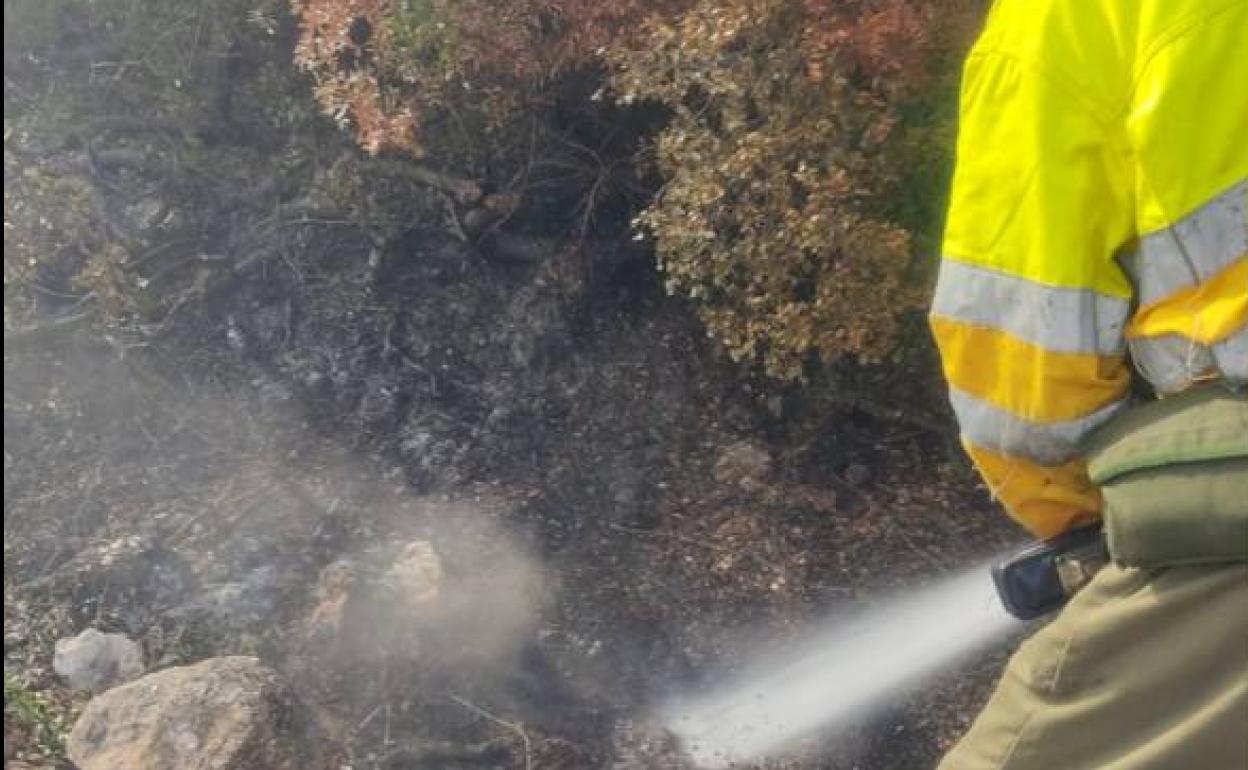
[1122,180,1247,306]
[1129,335,1218,394]
[949,387,1127,465]
[1213,327,1248,385]
[932,259,1129,355]
[1119,181,1247,393]
[1130,326,1248,395]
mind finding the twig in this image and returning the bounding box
[3,311,94,347]
[165,478,236,545]
[436,188,471,243]
[447,694,533,770]
[608,521,732,552]
[27,282,89,300]
[357,156,481,204]
[885,516,947,571]
[125,237,202,272]
[576,167,608,245]
[832,395,950,436]
[607,521,784,573]
[353,704,384,736]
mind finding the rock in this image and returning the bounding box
[382,540,443,605]
[124,196,167,231]
[301,523,546,674]
[53,628,144,693]
[304,542,444,655]
[66,656,330,770]
[304,559,357,641]
[713,440,773,491]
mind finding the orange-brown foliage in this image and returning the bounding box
[292,0,689,155]
[612,0,977,378]
[292,0,979,378]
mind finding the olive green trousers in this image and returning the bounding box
[937,562,1248,770]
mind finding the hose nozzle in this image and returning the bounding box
[992,524,1109,620]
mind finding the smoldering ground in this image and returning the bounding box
[4,341,568,760]
[6,222,1021,768]
[300,499,556,679]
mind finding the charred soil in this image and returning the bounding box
[5,226,1022,769]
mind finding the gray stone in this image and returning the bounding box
[53,628,144,693]
[66,656,331,770]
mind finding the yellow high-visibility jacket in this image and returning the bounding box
[933,0,1248,538]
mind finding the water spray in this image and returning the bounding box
[660,525,1108,768]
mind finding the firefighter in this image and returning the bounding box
[931,0,1248,767]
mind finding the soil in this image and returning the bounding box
[5,226,1024,769]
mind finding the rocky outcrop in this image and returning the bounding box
[66,656,332,770]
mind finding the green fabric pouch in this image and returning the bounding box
[1084,386,1248,567]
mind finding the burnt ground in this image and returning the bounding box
[4,227,1024,769]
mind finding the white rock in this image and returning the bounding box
[53,628,145,693]
[384,540,443,605]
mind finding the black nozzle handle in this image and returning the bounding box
[992,524,1108,620]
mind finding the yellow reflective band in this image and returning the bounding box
[963,440,1102,539]
[1127,258,1248,344]
[931,316,1131,423]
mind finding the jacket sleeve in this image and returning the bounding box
[931,49,1137,538]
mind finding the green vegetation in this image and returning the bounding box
[4,673,71,760]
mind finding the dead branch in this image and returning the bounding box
[485,233,559,264]
[45,148,169,179]
[379,738,512,769]
[447,694,533,770]
[358,156,483,205]
[3,311,94,349]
